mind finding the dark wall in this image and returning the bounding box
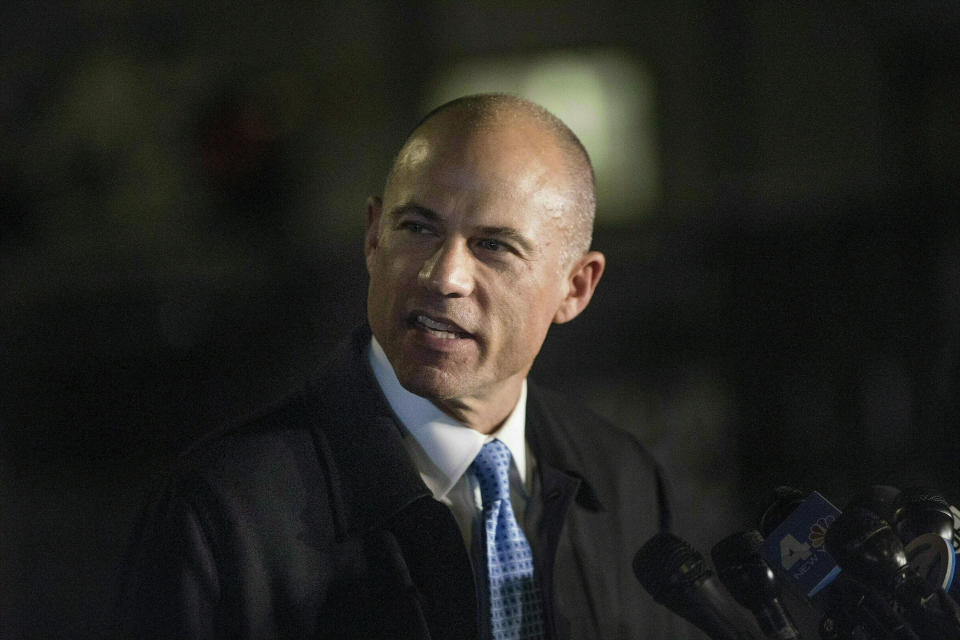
[2,2,958,637]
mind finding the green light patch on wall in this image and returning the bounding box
[424,49,660,224]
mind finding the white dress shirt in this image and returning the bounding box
[367,337,534,550]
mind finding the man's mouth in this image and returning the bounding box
[413,314,471,340]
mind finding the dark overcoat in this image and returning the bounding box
[120,327,684,638]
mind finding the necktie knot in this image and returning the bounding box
[471,439,513,507]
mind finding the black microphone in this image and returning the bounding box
[759,487,807,539]
[825,507,960,640]
[756,488,843,601]
[893,487,960,601]
[893,487,956,546]
[756,487,910,640]
[844,485,902,528]
[712,530,803,639]
[826,507,928,599]
[905,533,958,598]
[634,531,761,640]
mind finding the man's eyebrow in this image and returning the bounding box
[387,203,440,221]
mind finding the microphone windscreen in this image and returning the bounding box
[634,532,761,640]
[759,491,841,599]
[759,487,806,538]
[824,507,908,588]
[634,532,710,605]
[894,487,955,544]
[712,531,776,609]
[843,485,901,525]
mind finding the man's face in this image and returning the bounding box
[365,117,578,414]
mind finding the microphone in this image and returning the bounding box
[845,485,960,599]
[893,487,957,546]
[711,530,803,639]
[759,487,807,539]
[756,487,908,639]
[905,533,957,597]
[844,485,902,528]
[824,507,917,598]
[757,489,842,600]
[634,531,761,640]
[825,507,960,640]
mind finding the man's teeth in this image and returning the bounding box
[417,315,462,339]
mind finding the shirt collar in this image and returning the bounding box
[368,336,528,499]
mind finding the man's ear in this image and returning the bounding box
[364,196,383,268]
[553,251,606,324]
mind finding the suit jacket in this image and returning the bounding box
[120,327,684,638]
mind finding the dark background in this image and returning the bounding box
[2,2,959,637]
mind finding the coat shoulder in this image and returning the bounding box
[175,392,321,484]
[527,382,662,472]
[527,381,671,530]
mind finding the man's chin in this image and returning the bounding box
[394,365,471,403]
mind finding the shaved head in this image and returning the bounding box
[385,94,596,267]
[366,92,607,430]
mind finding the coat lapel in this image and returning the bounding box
[306,327,478,638]
[526,381,608,640]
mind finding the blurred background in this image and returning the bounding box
[2,1,959,636]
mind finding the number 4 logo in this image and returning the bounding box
[780,533,813,570]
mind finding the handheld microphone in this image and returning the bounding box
[825,507,960,640]
[844,485,902,528]
[634,531,761,640]
[846,486,960,599]
[759,487,807,539]
[901,491,960,553]
[893,487,956,546]
[757,487,908,639]
[712,530,803,639]
[824,507,916,596]
[758,490,842,600]
[905,533,957,596]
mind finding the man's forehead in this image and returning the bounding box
[391,124,569,201]
[388,160,571,233]
[394,137,432,170]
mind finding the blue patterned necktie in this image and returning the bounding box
[470,439,545,639]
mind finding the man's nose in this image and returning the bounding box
[419,240,474,297]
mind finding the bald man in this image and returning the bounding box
[121,95,681,639]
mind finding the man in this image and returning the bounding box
[121,94,680,638]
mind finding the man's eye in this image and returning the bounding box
[400,221,430,234]
[479,239,505,252]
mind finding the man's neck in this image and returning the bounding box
[428,380,523,435]
[368,336,525,435]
